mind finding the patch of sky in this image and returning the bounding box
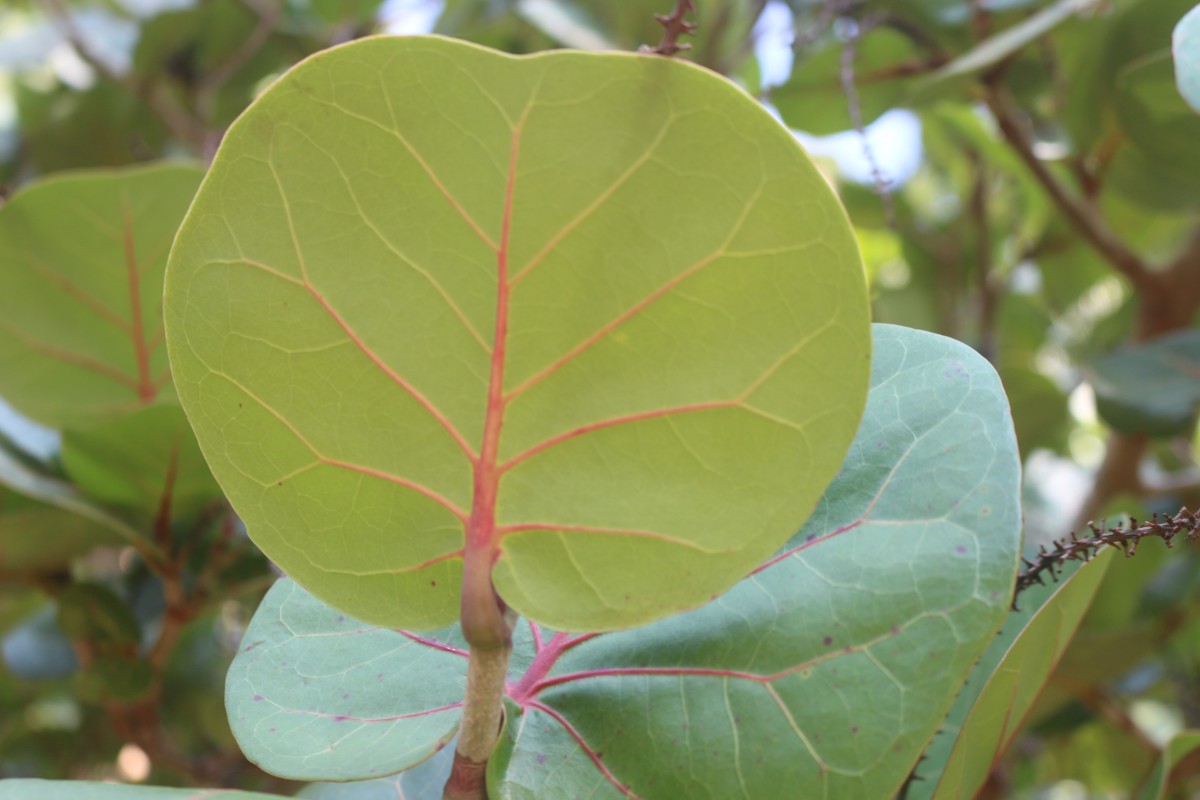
[757,0,922,191]
[379,0,444,35]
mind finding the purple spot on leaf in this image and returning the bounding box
[343,693,350,700]
[252,695,264,702]
[852,726,859,734]
[536,754,546,765]
[956,546,967,554]
[823,636,833,646]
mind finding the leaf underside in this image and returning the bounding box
[166,35,872,632]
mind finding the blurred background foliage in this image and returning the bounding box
[0,0,1198,797]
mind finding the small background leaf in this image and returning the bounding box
[0,164,203,428]
[1090,329,1200,436]
[1139,730,1200,799]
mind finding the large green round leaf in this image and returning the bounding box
[226,324,1021,794]
[0,164,204,428]
[165,36,871,632]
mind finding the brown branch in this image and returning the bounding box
[969,151,1000,362]
[641,0,697,57]
[1015,507,1200,604]
[984,85,1156,295]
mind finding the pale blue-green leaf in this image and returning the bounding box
[298,738,456,799]
[0,782,283,799]
[226,579,465,781]
[1174,4,1200,112]
[1090,329,1200,436]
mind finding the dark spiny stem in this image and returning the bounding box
[641,0,698,57]
[1014,507,1200,607]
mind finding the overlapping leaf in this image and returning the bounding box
[227,325,1021,796]
[0,164,203,428]
[916,549,1114,800]
[226,579,466,781]
[165,35,871,632]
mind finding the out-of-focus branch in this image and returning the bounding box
[41,0,206,152]
[984,84,1155,295]
[840,13,894,222]
[196,0,280,155]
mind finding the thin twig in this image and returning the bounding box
[641,0,698,56]
[970,151,1000,363]
[984,83,1155,294]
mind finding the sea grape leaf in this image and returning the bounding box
[0,164,204,429]
[298,738,456,799]
[0,445,145,552]
[226,579,466,781]
[60,404,221,524]
[1090,329,1200,436]
[1139,730,1200,799]
[1176,4,1200,113]
[0,488,122,576]
[999,366,1070,456]
[919,549,1114,800]
[227,324,1021,794]
[165,35,871,632]
[0,782,284,800]
[1115,49,1200,186]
